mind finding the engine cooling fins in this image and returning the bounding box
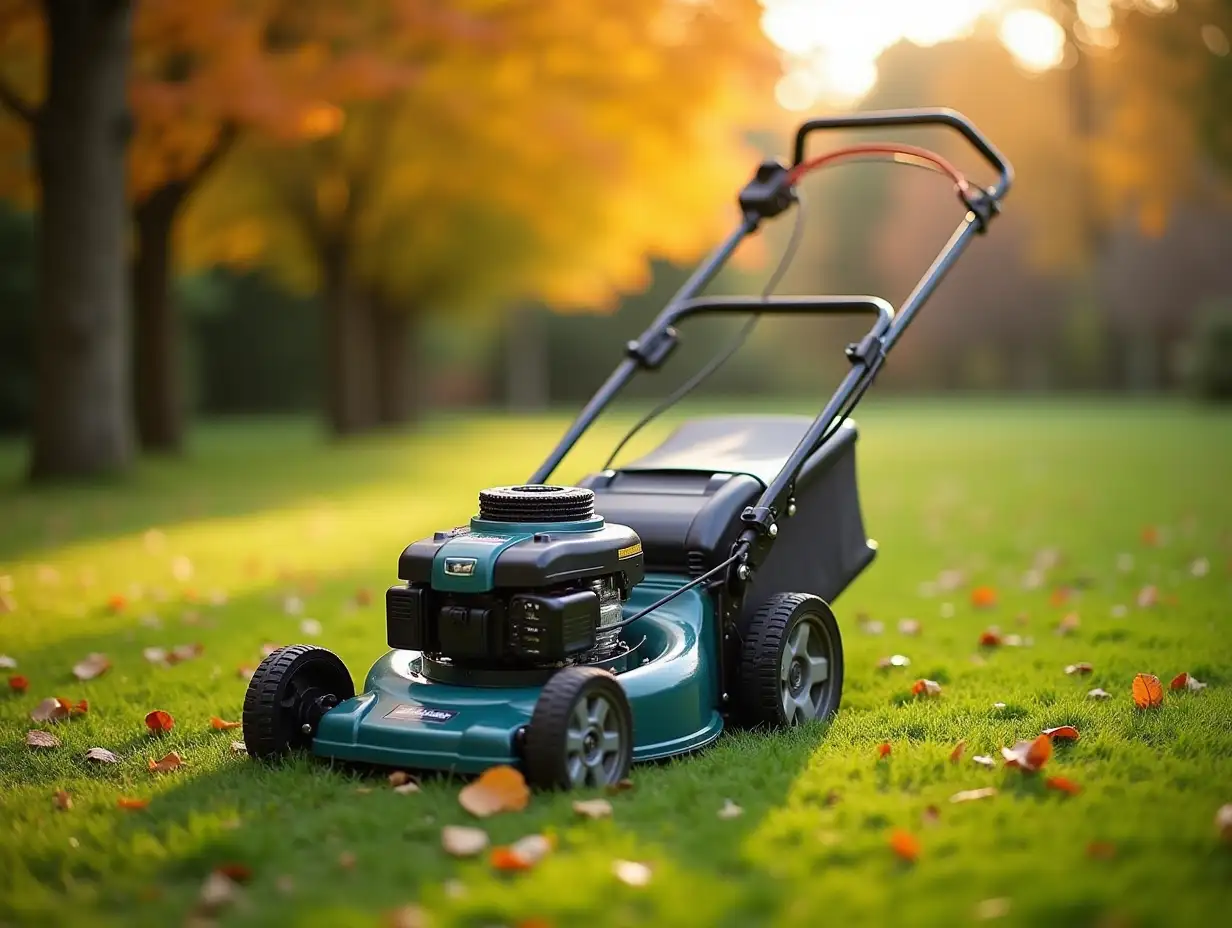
[477,485,596,523]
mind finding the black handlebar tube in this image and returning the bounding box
[792,107,1014,198]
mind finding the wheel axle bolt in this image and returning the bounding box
[787,501,797,517]
[737,565,751,581]
[769,523,779,537]
[301,723,312,734]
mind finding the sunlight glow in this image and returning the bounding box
[762,1,1076,111]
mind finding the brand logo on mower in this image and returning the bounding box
[385,704,458,723]
[443,557,478,576]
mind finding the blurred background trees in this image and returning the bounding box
[0,0,1229,481]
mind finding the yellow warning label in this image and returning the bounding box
[618,542,643,560]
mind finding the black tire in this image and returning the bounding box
[242,645,355,761]
[524,666,633,789]
[737,593,843,728]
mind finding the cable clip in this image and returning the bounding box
[845,332,885,367]
[959,185,1000,233]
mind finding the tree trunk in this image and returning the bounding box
[504,305,549,411]
[370,296,421,427]
[132,184,185,453]
[321,244,378,435]
[29,0,134,480]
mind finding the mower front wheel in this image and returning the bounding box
[524,666,633,790]
[737,593,843,728]
[242,645,355,761]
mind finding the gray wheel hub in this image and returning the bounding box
[779,615,832,724]
[564,693,623,787]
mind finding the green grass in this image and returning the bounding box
[1,400,1231,928]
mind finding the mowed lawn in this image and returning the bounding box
[1,400,1230,928]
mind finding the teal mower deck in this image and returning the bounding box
[242,109,1013,789]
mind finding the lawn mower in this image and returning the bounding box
[243,109,1012,789]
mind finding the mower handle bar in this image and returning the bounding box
[793,107,1013,197]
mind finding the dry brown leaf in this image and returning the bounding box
[949,740,966,763]
[26,730,60,749]
[0,654,16,669]
[1132,673,1164,710]
[117,797,150,810]
[911,679,942,698]
[1045,776,1081,795]
[72,653,111,681]
[605,778,635,794]
[921,804,941,826]
[876,654,911,670]
[1137,585,1158,608]
[1042,726,1080,742]
[978,629,1002,647]
[338,851,356,870]
[458,765,530,817]
[9,674,29,692]
[388,770,413,787]
[970,586,998,609]
[145,710,175,734]
[386,905,427,928]
[441,825,489,858]
[491,834,553,872]
[974,898,1011,920]
[1065,662,1093,676]
[85,747,119,764]
[170,643,204,662]
[210,716,241,731]
[1170,672,1207,692]
[354,588,373,606]
[53,790,72,810]
[142,647,168,664]
[717,798,744,819]
[1001,735,1052,772]
[30,697,69,723]
[1216,804,1232,842]
[1087,688,1112,700]
[951,787,997,803]
[393,782,420,795]
[237,664,256,680]
[888,829,920,862]
[1056,613,1080,636]
[612,859,652,886]
[898,618,921,636]
[214,863,253,884]
[230,741,247,754]
[972,755,996,768]
[573,798,613,819]
[105,593,126,613]
[877,742,891,759]
[198,871,240,914]
[148,751,184,773]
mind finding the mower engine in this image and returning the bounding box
[385,486,644,671]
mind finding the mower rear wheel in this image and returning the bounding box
[242,645,354,761]
[524,666,633,789]
[737,593,843,728]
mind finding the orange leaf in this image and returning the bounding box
[72,653,111,681]
[888,828,920,862]
[949,739,966,763]
[911,679,942,698]
[1169,673,1189,691]
[1065,662,1093,676]
[8,674,28,692]
[458,765,530,818]
[69,699,87,715]
[145,710,175,733]
[1042,726,1080,742]
[148,751,184,773]
[30,697,69,723]
[1132,673,1163,710]
[1087,840,1116,859]
[214,863,253,883]
[1002,735,1052,772]
[1140,525,1159,546]
[970,586,998,609]
[1026,734,1052,768]
[1056,613,1080,635]
[53,790,72,810]
[978,629,1001,647]
[1049,588,1071,608]
[1045,776,1081,796]
[877,742,891,759]
[490,846,534,872]
[117,797,150,810]
[355,588,373,606]
[106,593,127,613]
[210,716,241,731]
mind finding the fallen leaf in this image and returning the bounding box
[214,863,253,884]
[68,698,87,716]
[1087,687,1112,700]
[170,643,204,662]
[573,798,613,819]
[921,804,941,825]
[210,716,241,730]
[441,825,489,858]
[490,846,533,872]
[27,730,60,749]
[0,593,14,613]
[388,770,413,787]
[1049,587,1071,608]
[386,905,427,928]
[9,674,28,692]
[951,787,997,803]
[1045,776,1081,795]
[974,898,1012,920]
[300,619,322,637]
[993,702,1007,710]
[117,797,150,810]
[1190,557,1210,577]
[1136,585,1158,608]
[911,679,942,698]
[237,665,256,680]
[53,790,72,810]
[458,765,530,817]
[1001,735,1051,772]
[877,742,891,759]
[860,618,885,634]
[898,618,921,635]
[978,629,1002,647]
[338,851,356,870]
[145,710,175,734]
[888,829,920,862]
[491,834,553,872]
[1056,613,1080,635]
[394,782,420,795]
[970,586,998,609]
[1140,525,1159,546]
[1065,662,1093,676]
[106,593,127,613]
[1042,726,1080,742]
[148,751,184,773]
[612,859,652,886]
[949,740,966,763]
[972,755,996,768]
[355,588,373,606]
[198,871,240,913]
[1132,673,1164,710]
[1170,672,1207,692]
[717,798,744,820]
[142,647,168,664]
[1087,841,1116,860]
[1216,804,1232,842]
[605,778,635,794]
[85,747,119,764]
[72,653,111,681]
[230,741,247,754]
[0,655,16,669]
[876,654,911,669]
